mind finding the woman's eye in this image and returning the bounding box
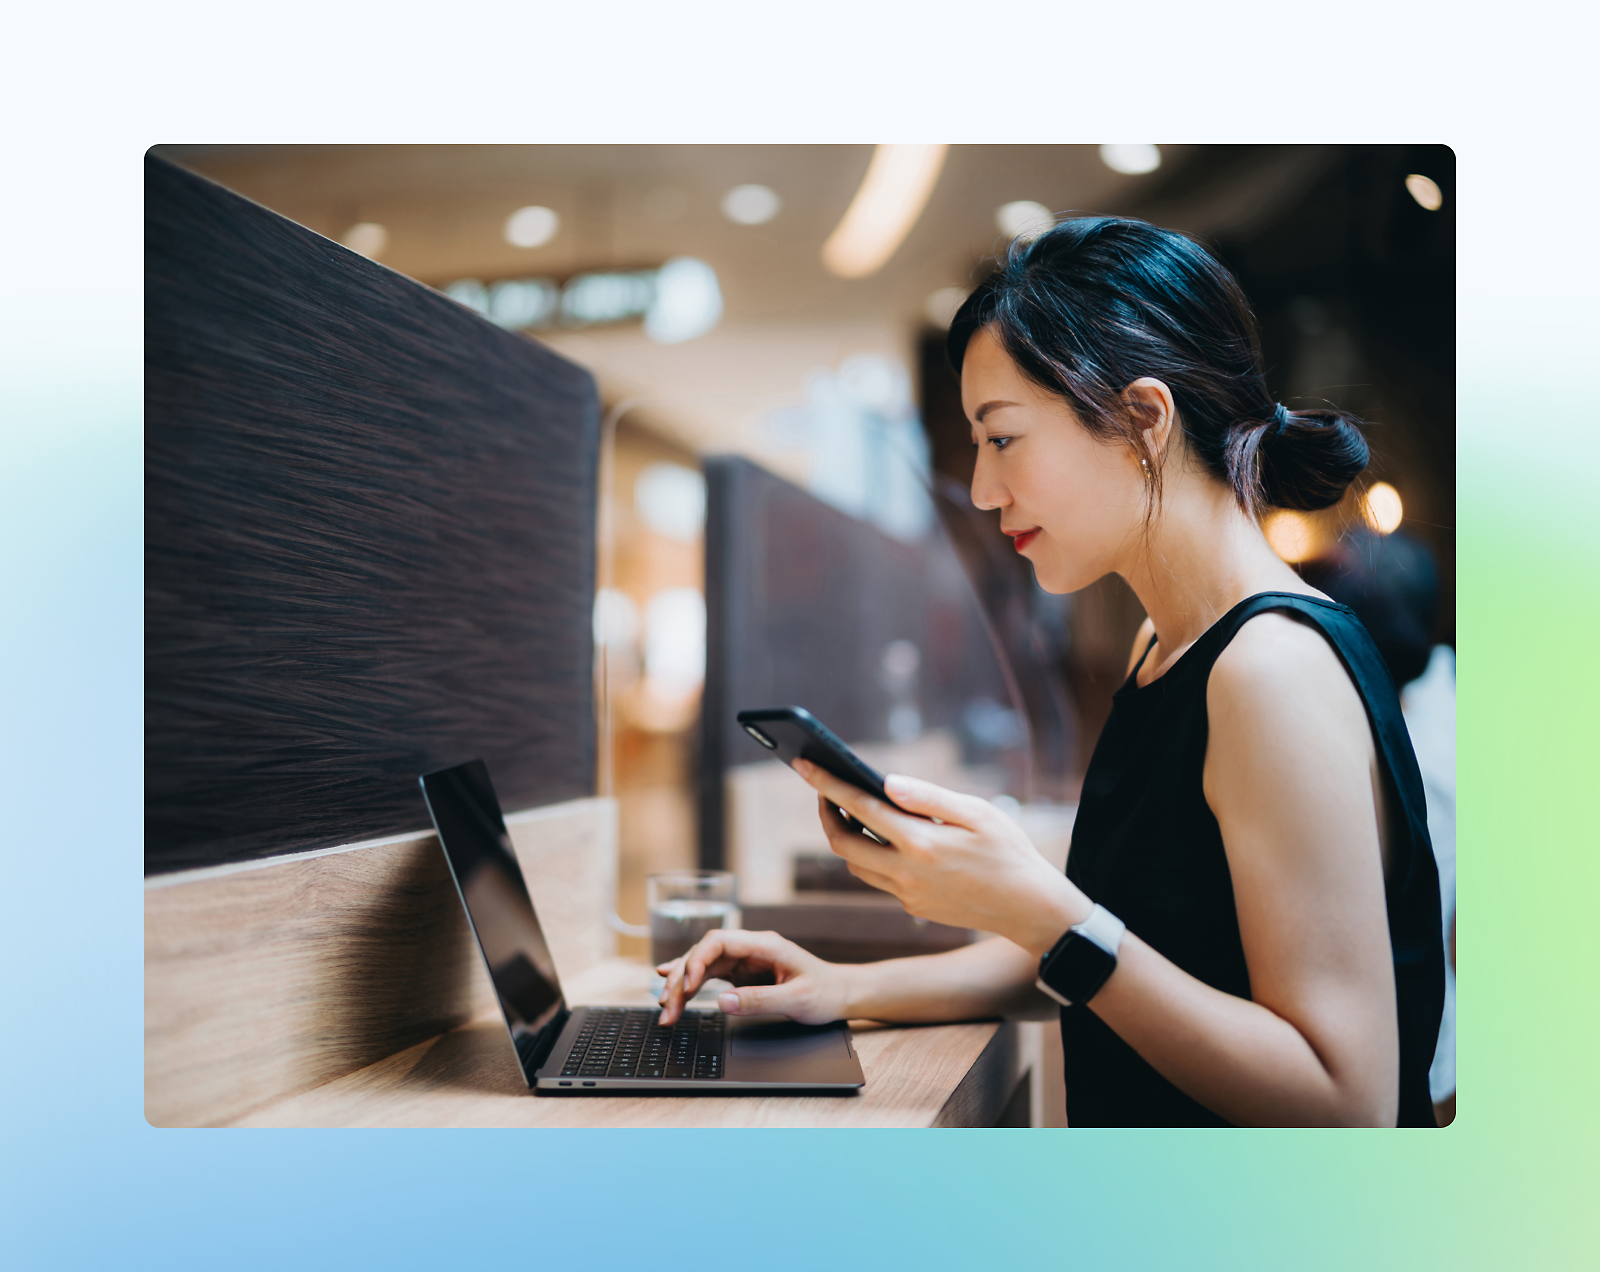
[989,436,1012,451]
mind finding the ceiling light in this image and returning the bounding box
[721,184,781,225]
[505,205,559,248]
[996,200,1053,241]
[561,271,656,327]
[341,222,388,259]
[645,257,723,344]
[924,286,969,328]
[1099,144,1162,176]
[1405,174,1443,211]
[1363,482,1404,534]
[821,144,948,279]
[487,278,559,330]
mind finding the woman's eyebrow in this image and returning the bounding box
[973,399,1019,423]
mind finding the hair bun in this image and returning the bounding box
[1258,407,1369,511]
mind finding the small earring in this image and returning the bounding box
[1140,457,1151,479]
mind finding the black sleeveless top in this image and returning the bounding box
[1062,592,1444,1127]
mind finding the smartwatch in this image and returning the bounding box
[1036,904,1125,1008]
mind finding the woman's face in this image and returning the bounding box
[961,326,1147,594]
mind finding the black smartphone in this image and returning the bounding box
[736,706,903,842]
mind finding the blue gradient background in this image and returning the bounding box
[3,15,1594,1265]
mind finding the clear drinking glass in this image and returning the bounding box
[648,870,739,967]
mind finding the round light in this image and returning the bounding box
[504,205,559,248]
[1363,482,1404,534]
[1099,144,1162,176]
[1264,510,1319,564]
[1405,174,1443,212]
[720,183,780,225]
[341,222,388,259]
[995,200,1053,241]
[644,257,723,344]
[721,184,781,225]
[924,286,969,328]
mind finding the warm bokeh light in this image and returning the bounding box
[1264,510,1320,563]
[821,144,948,279]
[721,184,781,225]
[1100,144,1162,175]
[1363,481,1404,533]
[340,222,388,259]
[995,199,1053,241]
[504,205,559,248]
[1405,174,1443,211]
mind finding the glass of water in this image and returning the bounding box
[648,870,739,968]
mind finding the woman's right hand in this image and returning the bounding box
[655,929,852,1027]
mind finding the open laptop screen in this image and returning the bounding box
[420,761,567,1059]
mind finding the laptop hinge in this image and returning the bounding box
[515,1005,571,1078]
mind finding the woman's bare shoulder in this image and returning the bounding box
[1206,610,1367,749]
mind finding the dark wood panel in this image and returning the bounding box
[145,155,599,873]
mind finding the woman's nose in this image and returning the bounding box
[969,456,1007,512]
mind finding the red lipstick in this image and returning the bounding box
[1004,527,1040,552]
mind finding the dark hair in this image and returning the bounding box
[947,216,1369,518]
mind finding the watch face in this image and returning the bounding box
[1040,929,1117,1007]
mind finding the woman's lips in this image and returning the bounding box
[1005,528,1040,552]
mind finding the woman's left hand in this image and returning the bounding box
[796,760,1090,955]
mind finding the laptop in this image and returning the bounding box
[419,759,866,1094]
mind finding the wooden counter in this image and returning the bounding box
[232,959,1028,1129]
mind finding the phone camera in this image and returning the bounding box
[742,724,777,749]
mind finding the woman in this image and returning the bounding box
[658,217,1444,1128]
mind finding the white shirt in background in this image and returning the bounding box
[1402,645,1455,1103]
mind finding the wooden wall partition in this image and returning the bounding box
[145,798,616,1128]
[145,154,600,875]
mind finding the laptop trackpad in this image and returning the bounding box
[726,1016,853,1082]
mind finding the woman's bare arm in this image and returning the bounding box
[796,614,1400,1126]
[656,927,1054,1025]
[839,936,1056,1022]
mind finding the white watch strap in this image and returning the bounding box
[1076,903,1126,956]
[1034,904,1126,1008]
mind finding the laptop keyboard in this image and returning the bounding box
[560,1007,726,1081]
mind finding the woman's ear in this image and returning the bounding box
[1123,377,1177,468]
